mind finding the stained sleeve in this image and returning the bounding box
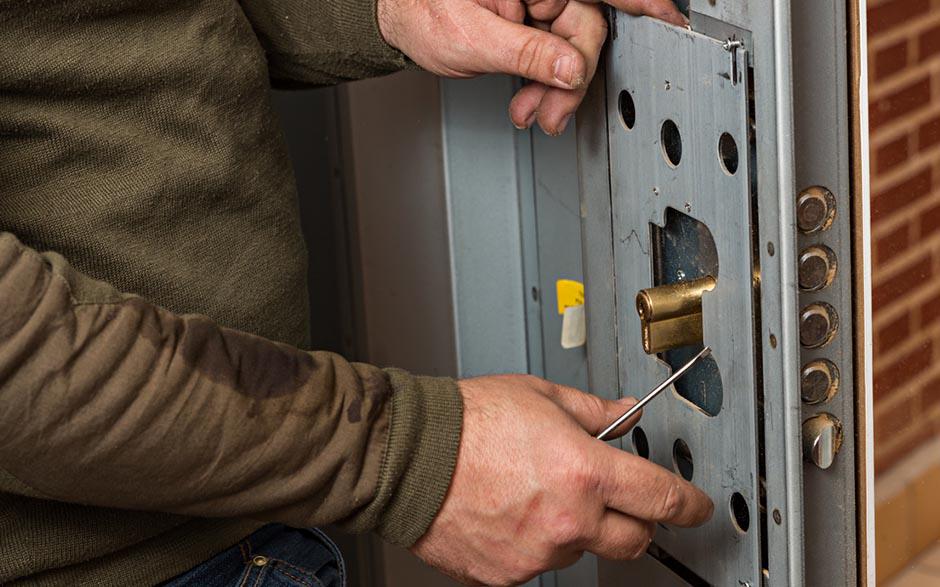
[0,232,461,547]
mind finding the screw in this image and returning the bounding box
[684,202,692,212]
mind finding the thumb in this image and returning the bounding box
[473,7,589,89]
[541,383,641,437]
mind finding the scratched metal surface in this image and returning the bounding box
[603,15,761,585]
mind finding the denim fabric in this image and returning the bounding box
[162,524,345,587]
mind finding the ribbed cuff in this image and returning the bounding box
[344,0,410,70]
[375,369,463,547]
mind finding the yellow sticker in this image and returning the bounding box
[556,279,585,315]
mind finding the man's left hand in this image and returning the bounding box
[377,0,687,135]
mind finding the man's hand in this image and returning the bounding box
[412,374,713,586]
[377,0,687,135]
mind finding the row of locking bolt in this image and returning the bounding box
[795,186,844,470]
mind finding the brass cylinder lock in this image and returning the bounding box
[636,276,717,354]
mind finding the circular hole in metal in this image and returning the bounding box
[673,439,694,481]
[730,492,750,533]
[769,333,778,349]
[767,241,775,256]
[660,119,682,167]
[773,508,782,525]
[618,90,636,130]
[632,426,650,459]
[718,132,739,175]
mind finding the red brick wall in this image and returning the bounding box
[869,0,940,475]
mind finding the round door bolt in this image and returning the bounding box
[796,186,836,234]
[801,359,840,404]
[799,302,839,348]
[799,245,837,291]
[802,413,844,470]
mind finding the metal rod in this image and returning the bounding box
[596,346,712,441]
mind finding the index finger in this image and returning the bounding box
[595,442,714,527]
[585,0,688,27]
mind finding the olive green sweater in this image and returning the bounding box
[0,1,462,584]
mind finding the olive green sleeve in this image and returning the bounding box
[238,0,411,87]
[0,232,462,547]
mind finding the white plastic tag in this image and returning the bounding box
[561,304,586,349]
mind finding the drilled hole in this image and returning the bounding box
[730,492,750,533]
[632,426,650,459]
[718,132,739,175]
[619,90,636,130]
[673,439,694,481]
[660,119,682,167]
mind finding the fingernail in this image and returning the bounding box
[553,55,574,88]
[558,113,572,134]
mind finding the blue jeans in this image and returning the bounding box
[162,524,346,587]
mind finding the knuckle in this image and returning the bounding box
[656,482,684,521]
[584,394,609,423]
[627,524,654,559]
[547,509,584,547]
[514,35,550,80]
[561,458,596,493]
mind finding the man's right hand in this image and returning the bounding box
[412,374,713,586]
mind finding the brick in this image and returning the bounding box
[875,134,910,174]
[877,310,912,355]
[922,374,940,411]
[873,254,934,312]
[919,115,940,151]
[920,202,940,238]
[872,166,933,222]
[874,339,934,399]
[923,291,940,327]
[870,76,932,129]
[919,22,940,61]
[875,222,912,266]
[869,0,930,36]
[875,39,909,81]
[876,424,935,475]
[875,398,915,445]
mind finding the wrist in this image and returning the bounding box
[376,0,401,50]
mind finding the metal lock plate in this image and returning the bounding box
[605,14,760,585]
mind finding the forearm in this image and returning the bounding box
[0,232,461,546]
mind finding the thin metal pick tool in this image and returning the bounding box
[596,346,712,441]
